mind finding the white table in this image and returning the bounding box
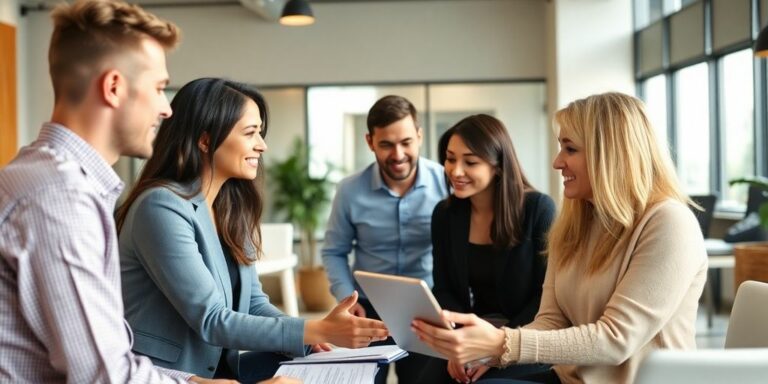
[704,239,735,328]
[254,254,299,317]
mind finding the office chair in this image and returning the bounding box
[724,184,768,243]
[689,194,717,237]
[725,280,768,348]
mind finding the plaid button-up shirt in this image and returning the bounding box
[0,123,189,383]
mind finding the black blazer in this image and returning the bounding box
[431,191,555,328]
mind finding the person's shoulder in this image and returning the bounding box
[419,157,444,175]
[640,199,700,236]
[131,183,196,216]
[0,144,91,201]
[524,190,556,211]
[433,197,466,217]
[646,199,693,220]
[434,198,451,213]
[336,164,375,191]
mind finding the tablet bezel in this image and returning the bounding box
[353,270,451,359]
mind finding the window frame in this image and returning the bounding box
[635,0,768,214]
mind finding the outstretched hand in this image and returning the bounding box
[411,310,505,364]
[305,291,389,348]
[348,302,367,318]
[324,291,389,347]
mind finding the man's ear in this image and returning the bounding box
[100,69,125,109]
[365,132,374,151]
[416,125,423,145]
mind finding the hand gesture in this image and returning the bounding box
[348,302,367,318]
[313,291,389,348]
[311,343,333,353]
[411,310,504,364]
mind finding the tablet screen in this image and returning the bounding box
[354,270,450,359]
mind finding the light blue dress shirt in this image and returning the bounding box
[322,157,448,301]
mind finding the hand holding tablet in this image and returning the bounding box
[354,271,499,366]
[353,271,452,358]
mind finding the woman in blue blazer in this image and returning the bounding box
[419,115,555,383]
[116,78,388,383]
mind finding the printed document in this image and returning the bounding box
[274,362,377,384]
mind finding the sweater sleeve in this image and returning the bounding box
[507,201,707,366]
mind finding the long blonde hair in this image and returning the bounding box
[549,92,690,273]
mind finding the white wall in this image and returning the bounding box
[545,0,635,195]
[0,0,18,25]
[151,0,547,86]
[552,0,635,106]
[20,4,51,146]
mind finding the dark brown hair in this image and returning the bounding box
[116,78,267,265]
[366,95,419,135]
[438,114,533,249]
[49,0,180,104]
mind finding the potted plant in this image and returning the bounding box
[269,138,337,311]
[728,177,768,289]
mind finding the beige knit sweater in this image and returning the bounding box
[500,199,708,384]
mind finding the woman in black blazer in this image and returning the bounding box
[422,114,555,383]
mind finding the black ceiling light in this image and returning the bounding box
[755,25,768,57]
[280,0,314,26]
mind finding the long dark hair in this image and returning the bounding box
[116,77,268,265]
[438,114,533,249]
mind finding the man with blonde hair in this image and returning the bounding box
[0,1,293,383]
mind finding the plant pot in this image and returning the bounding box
[298,266,336,312]
[734,242,768,291]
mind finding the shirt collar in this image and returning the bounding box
[38,123,124,197]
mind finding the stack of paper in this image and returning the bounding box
[275,363,378,384]
[281,345,408,365]
[273,345,408,384]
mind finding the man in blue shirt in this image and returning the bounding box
[322,95,448,384]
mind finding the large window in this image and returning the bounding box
[642,75,669,151]
[675,63,710,195]
[634,0,766,214]
[719,49,755,210]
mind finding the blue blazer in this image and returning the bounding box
[119,182,306,378]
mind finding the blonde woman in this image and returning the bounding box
[412,92,708,384]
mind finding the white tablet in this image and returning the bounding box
[353,270,451,359]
